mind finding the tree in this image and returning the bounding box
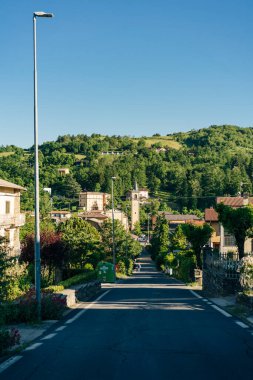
[170,225,187,251]
[133,221,141,236]
[181,223,213,268]
[150,216,169,260]
[20,230,65,285]
[58,217,101,269]
[215,203,253,259]
[100,219,141,264]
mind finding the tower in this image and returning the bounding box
[130,181,140,230]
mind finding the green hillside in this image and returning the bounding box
[0,125,253,212]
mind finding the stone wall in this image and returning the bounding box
[202,267,240,297]
[57,280,101,307]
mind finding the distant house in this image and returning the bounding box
[49,210,72,224]
[58,168,70,176]
[78,211,108,230]
[216,195,253,208]
[79,191,110,212]
[204,196,253,253]
[204,207,221,250]
[79,209,129,231]
[104,209,129,231]
[157,212,202,232]
[0,179,26,256]
[139,188,149,201]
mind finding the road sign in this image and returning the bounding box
[97,261,115,283]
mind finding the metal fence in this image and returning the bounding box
[204,250,241,280]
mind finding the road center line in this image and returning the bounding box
[211,304,231,317]
[55,326,67,332]
[189,290,203,299]
[24,342,43,351]
[235,321,249,328]
[41,333,57,340]
[65,290,111,324]
[0,356,22,374]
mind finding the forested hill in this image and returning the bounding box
[1,125,253,212]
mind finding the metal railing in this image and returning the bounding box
[205,250,241,280]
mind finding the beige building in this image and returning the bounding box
[49,210,72,224]
[79,209,129,231]
[205,196,253,253]
[79,191,110,212]
[58,168,70,176]
[104,209,129,231]
[0,179,26,256]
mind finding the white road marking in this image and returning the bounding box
[211,304,232,317]
[189,290,203,299]
[24,342,43,351]
[41,333,57,340]
[55,325,67,332]
[203,299,208,302]
[207,302,213,305]
[235,321,249,328]
[65,290,111,324]
[0,356,22,374]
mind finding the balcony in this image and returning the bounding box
[0,213,26,227]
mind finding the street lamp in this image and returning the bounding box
[147,213,151,244]
[33,11,54,320]
[111,177,116,279]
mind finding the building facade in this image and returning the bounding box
[79,191,110,212]
[0,179,25,256]
[205,196,253,253]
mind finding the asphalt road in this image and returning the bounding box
[1,253,253,380]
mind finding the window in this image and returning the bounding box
[224,231,236,247]
[91,201,99,210]
[5,201,10,214]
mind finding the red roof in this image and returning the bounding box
[205,208,218,222]
[216,196,253,207]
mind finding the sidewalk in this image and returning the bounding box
[190,286,253,327]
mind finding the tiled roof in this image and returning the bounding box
[205,208,219,222]
[0,179,25,191]
[216,196,253,207]
[50,211,71,214]
[159,212,200,222]
[79,212,108,219]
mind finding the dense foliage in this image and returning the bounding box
[1,125,253,211]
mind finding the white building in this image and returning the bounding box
[79,191,110,212]
[0,179,26,256]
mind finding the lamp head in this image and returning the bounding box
[34,12,54,18]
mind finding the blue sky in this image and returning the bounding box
[1,0,253,147]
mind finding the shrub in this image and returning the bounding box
[0,328,20,355]
[59,270,97,288]
[1,288,66,324]
[239,256,253,291]
[116,261,127,275]
[175,251,196,283]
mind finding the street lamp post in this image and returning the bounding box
[147,213,151,244]
[111,177,116,279]
[33,11,54,320]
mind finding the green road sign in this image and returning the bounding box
[97,261,115,283]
